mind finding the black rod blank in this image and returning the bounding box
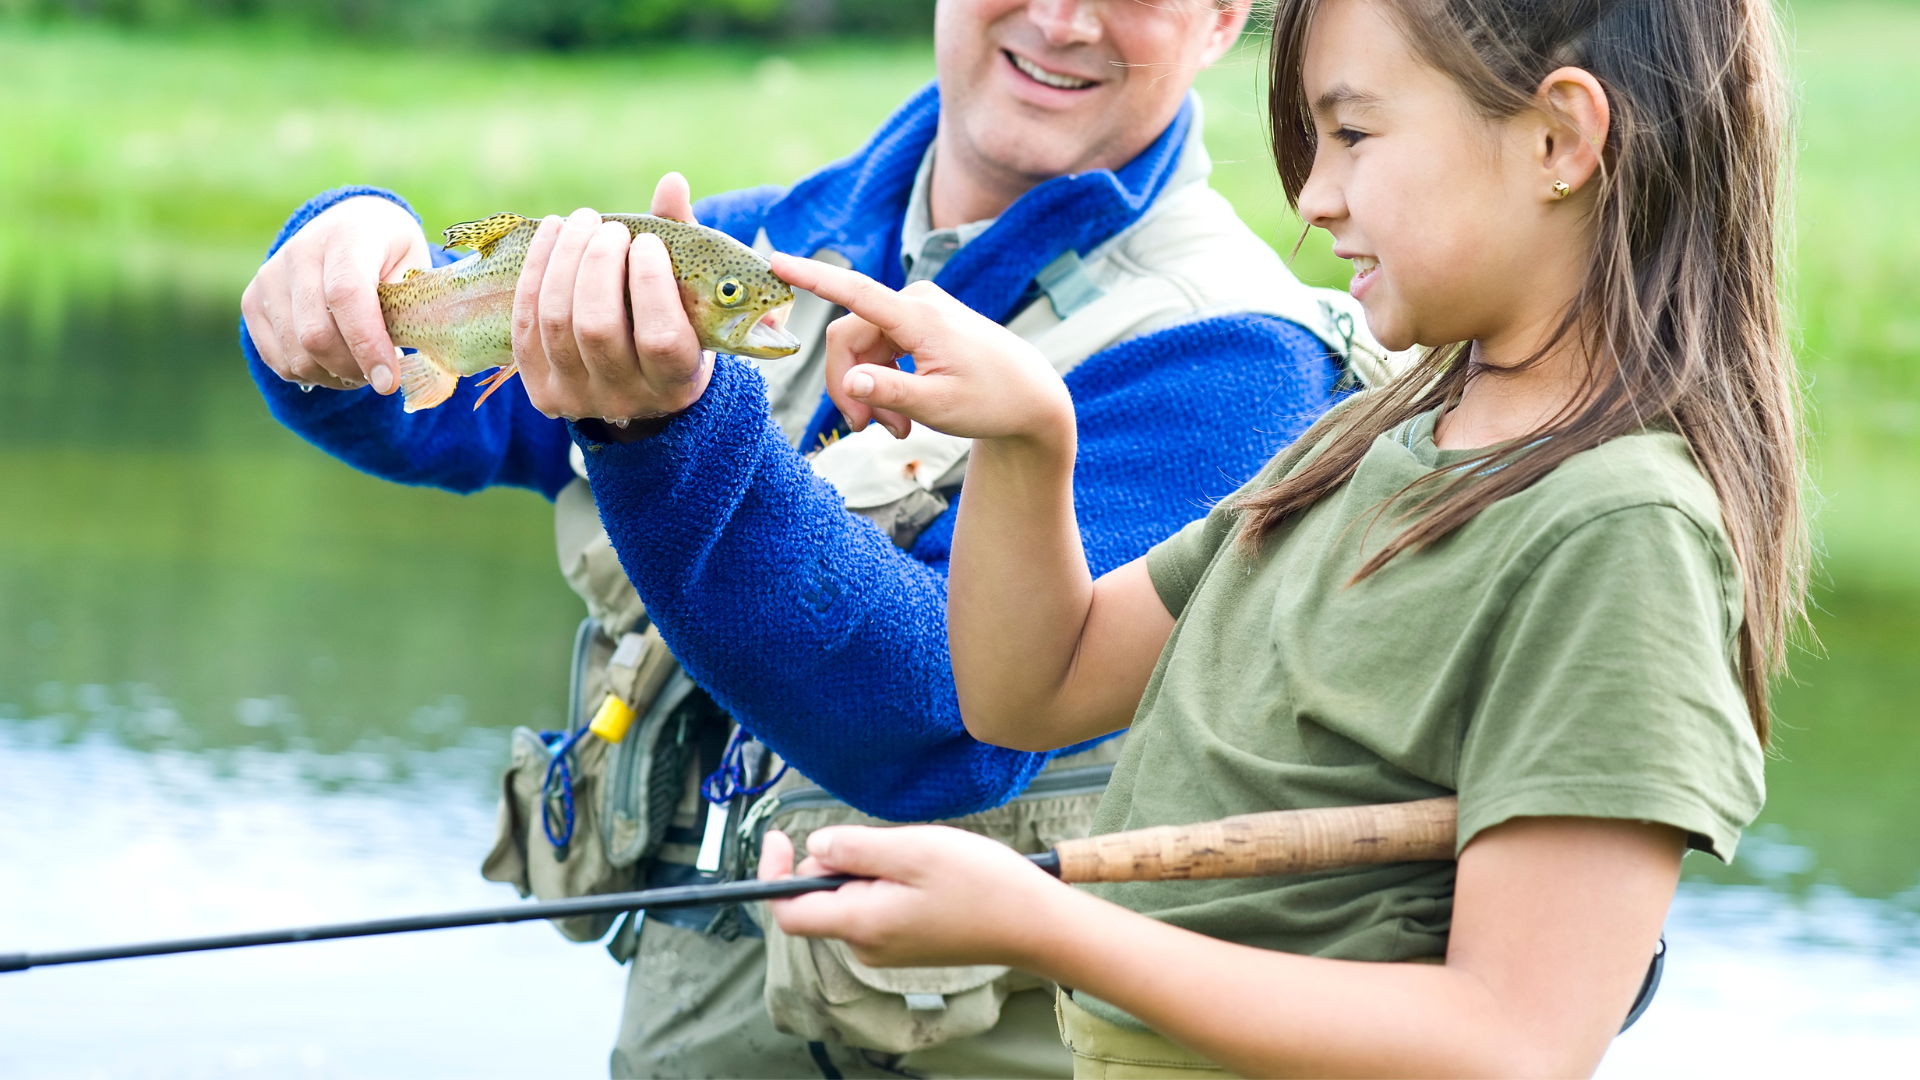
[1,852,1065,975]
[0,873,857,974]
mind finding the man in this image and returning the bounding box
[240,2,1391,1075]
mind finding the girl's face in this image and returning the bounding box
[1297,0,1585,357]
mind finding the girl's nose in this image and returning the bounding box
[1296,153,1347,231]
[1028,0,1103,46]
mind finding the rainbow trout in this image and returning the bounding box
[377,213,799,413]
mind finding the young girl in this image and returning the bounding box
[765,0,1799,1074]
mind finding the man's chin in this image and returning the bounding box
[957,106,1110,183]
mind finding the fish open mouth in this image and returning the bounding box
[740,301,800,355]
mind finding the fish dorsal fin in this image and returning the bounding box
[442,213,529,256]
[402,267,426,281]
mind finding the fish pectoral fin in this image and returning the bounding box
[397,351,460,413]
[442,213,530,256]
[471,364,520,410]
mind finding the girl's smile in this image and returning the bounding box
[1340,250,1381,299]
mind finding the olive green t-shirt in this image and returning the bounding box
[1084,406,1765,978]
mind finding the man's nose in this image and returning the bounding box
[1028,0,1103,46]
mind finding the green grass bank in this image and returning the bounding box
[4,5,1916,582]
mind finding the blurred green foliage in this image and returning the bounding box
[0,0,937,45]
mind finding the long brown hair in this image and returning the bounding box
[1241,0,1804,741]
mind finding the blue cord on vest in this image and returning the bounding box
[540,725,596,849]
[701,727,789,806]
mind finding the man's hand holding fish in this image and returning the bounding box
[241,194,431,394]
[511,176,713,435]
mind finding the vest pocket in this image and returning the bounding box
[762,930,1018,1053]
[479,618,705,943]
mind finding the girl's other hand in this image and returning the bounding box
[758,826,1069,971]
[769,255,1074,452]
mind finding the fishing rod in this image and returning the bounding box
[1,797,1457,975]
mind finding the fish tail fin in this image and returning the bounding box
[442,213,530,256]
[471,364,520,411]
[397,350,459,414]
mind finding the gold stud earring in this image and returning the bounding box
[1552,180,1572,199]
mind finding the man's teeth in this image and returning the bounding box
[1352,256,1379,274]
[1009,52,1096,90]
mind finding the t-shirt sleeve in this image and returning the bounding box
[1144,443,1314,618]
[1145,514,1217,618]
[1456,503,1765,862]
[1145,403,1365,619]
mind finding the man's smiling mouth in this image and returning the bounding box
[1006,51,1098,90]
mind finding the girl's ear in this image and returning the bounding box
[1534,67,1611,201]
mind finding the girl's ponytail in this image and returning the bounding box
[1244,0,1804,742]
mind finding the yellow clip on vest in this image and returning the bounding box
[589,694,637,743]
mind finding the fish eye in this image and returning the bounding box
[715,278,745,307]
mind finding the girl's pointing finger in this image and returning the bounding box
[770,254,920,344]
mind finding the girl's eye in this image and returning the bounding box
[1331,127,1369,148]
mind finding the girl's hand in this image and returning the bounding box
[773,253,1157,755]
[758,826,1072,971]
[768,255,1074,453]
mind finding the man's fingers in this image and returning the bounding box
[513,216,563,383]
[627,232,702,379]
[322,231,397,390]
[537,209,602,376]
[285,258,355,380]
[650,172,696,224]
[274,267,333,386]
[573,221,637,376]
[243,292,347,390]
[241,278,285,372]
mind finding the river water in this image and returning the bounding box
[2,308,1916,1076]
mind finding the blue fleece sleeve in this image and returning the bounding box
[239,186,576,498]
[579,314,1335,821]
[694,185,787,245]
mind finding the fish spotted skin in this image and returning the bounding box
[376,213,798,413]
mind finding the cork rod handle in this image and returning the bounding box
[1053,797,1459,884]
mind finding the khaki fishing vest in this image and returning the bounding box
[545,113,1405,1055]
